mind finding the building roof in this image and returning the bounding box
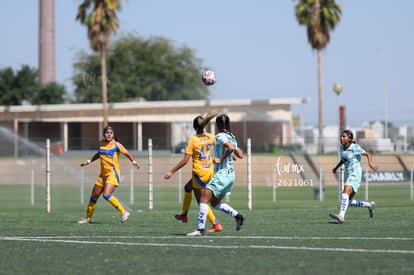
[0,98,304,123]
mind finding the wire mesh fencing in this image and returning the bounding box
[1,138,413,215]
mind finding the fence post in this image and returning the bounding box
[319,168,324,202]
[411,168,413,201]
[130,167,134,205]
[148,138,153,210]
[45,139,51,213]
[247,138,252,210]
[272,163,277,203]
[31,162,35,206]
[365,169,369,201]
[80,167,84,205]
[340,164,345,199]
[178,169,182,203]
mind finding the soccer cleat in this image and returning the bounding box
[235,213,245,231]
[77,218,91,224]
[175,214,188,223]
[207,223,223,233]
[186,229,207,236]
[121,211,130,223]
[329,213,344,224]
[368,201,376,218]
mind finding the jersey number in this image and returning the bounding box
[199,144,212,161]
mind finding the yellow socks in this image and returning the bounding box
[207,206,218,225]
[182,191,192,215]
[86,198,97,219]
[105,195,125,214]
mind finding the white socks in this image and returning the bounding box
[198,202,239,230]
[349,199,372,208]
[197,203,208,230]
[214,202,238,217]
[339,193,349,217]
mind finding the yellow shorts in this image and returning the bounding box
[95,173,120,188]
[191,171,213,189]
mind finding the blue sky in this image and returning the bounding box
[1,0,413,127]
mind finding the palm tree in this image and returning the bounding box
[294,0,341,153]
[76,0,121,127]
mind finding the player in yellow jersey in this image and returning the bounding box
[164,112,223,233]
[78,126,140,224]
[187,114,245,236]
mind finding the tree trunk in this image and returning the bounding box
[101,50,108,127]
[317,49,324,154]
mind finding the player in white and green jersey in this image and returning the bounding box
[187,114,245,236]
[330,129,378,223]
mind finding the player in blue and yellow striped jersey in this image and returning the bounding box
[164,113,223,232]
[78,126,140,224]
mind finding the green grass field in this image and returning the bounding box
[1,185,414,274]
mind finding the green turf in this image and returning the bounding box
[1,186,413,274]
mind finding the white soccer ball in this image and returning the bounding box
[201,70,216,86]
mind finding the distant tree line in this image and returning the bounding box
[0,65,66,105]
[0,33,210,106]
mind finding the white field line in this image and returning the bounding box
[2,235,413,241]
[1,236,414,254]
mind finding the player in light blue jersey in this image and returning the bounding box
[330,129,378,224]
[188,114,245,236]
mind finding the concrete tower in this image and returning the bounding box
[39,0,55,85]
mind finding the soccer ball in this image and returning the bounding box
[201,70,216,86]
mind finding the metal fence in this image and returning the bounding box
[1,137,413,215]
